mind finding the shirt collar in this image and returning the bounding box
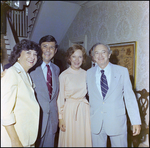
[41,61,51,70]
[96,62,111,74]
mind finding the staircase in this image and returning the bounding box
[4,35,11,56]
[1,1,81,69]
[1,34,9,68]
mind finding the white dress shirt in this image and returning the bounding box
[95,62,111,97]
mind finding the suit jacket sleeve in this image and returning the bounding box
[123,68,141,125]
[57,73,65,119]
[1,68,17,125]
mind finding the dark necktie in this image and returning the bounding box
[46,65,52,99]
[100,70,109,99]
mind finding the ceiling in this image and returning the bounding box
[63,1,89,6]
[30,1,101,44]
[64,1,101,8]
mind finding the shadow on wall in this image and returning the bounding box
[109,54,135,88]
[81,55,92,71]
[54,49,67,74]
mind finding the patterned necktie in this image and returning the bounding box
[100,70,109,99]
[46,65,52,99]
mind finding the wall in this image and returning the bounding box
[59,1,149,146]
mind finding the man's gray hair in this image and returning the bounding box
[90,43,112,56]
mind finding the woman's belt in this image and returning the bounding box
[66,97,89,121]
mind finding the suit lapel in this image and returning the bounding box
[104,64,120,100]
[14,66,33,89]
[51,64,57,100]
[91,66,102,97]
[36,66,50,100]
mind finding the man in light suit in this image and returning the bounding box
[86,43,141,147]
[30,35,60,147]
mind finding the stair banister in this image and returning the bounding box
[7,1,31,38]
[28,1,43,38]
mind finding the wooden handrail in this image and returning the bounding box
[29,1,43,38]
[7,1,31,38]
[7,1,42,38]
[9,1,31,12]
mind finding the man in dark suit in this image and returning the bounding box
[30,35,60,147]
[86,43,141,147]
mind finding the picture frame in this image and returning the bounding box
[108,41,137,89]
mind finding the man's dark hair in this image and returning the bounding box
[39,35,58,48]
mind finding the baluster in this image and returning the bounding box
[14,11,16,31]
[11,10,13,25]
[25,8,27,37]
[26,7,28,37]
[23,11,24,36]
[19,11,21,36]
[17,11,19,36]
[26,14,28,37]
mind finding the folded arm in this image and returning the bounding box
[5,124,23,147]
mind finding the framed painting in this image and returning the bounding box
[108,41,137,89]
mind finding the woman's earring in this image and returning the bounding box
[18,58,20,61]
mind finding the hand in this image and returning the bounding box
[133,125,141,136]
[1,69,7,77]
[4,124,23,147]
[59,119,66,132]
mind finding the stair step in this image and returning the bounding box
[4,35,8,39]
[31,17,35,21]
[5,40,9,44]
[35,1,40,5]
[7,50,12,55]
[6,44,11,49]
[29,24,33,27]
[33,9,38,13]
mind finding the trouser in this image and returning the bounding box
[92,124,127,147]
[36,114,55,147]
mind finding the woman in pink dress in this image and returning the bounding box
[57,44,92,147]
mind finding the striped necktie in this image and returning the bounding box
[100,70,109,99]
[46,65,52,99]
